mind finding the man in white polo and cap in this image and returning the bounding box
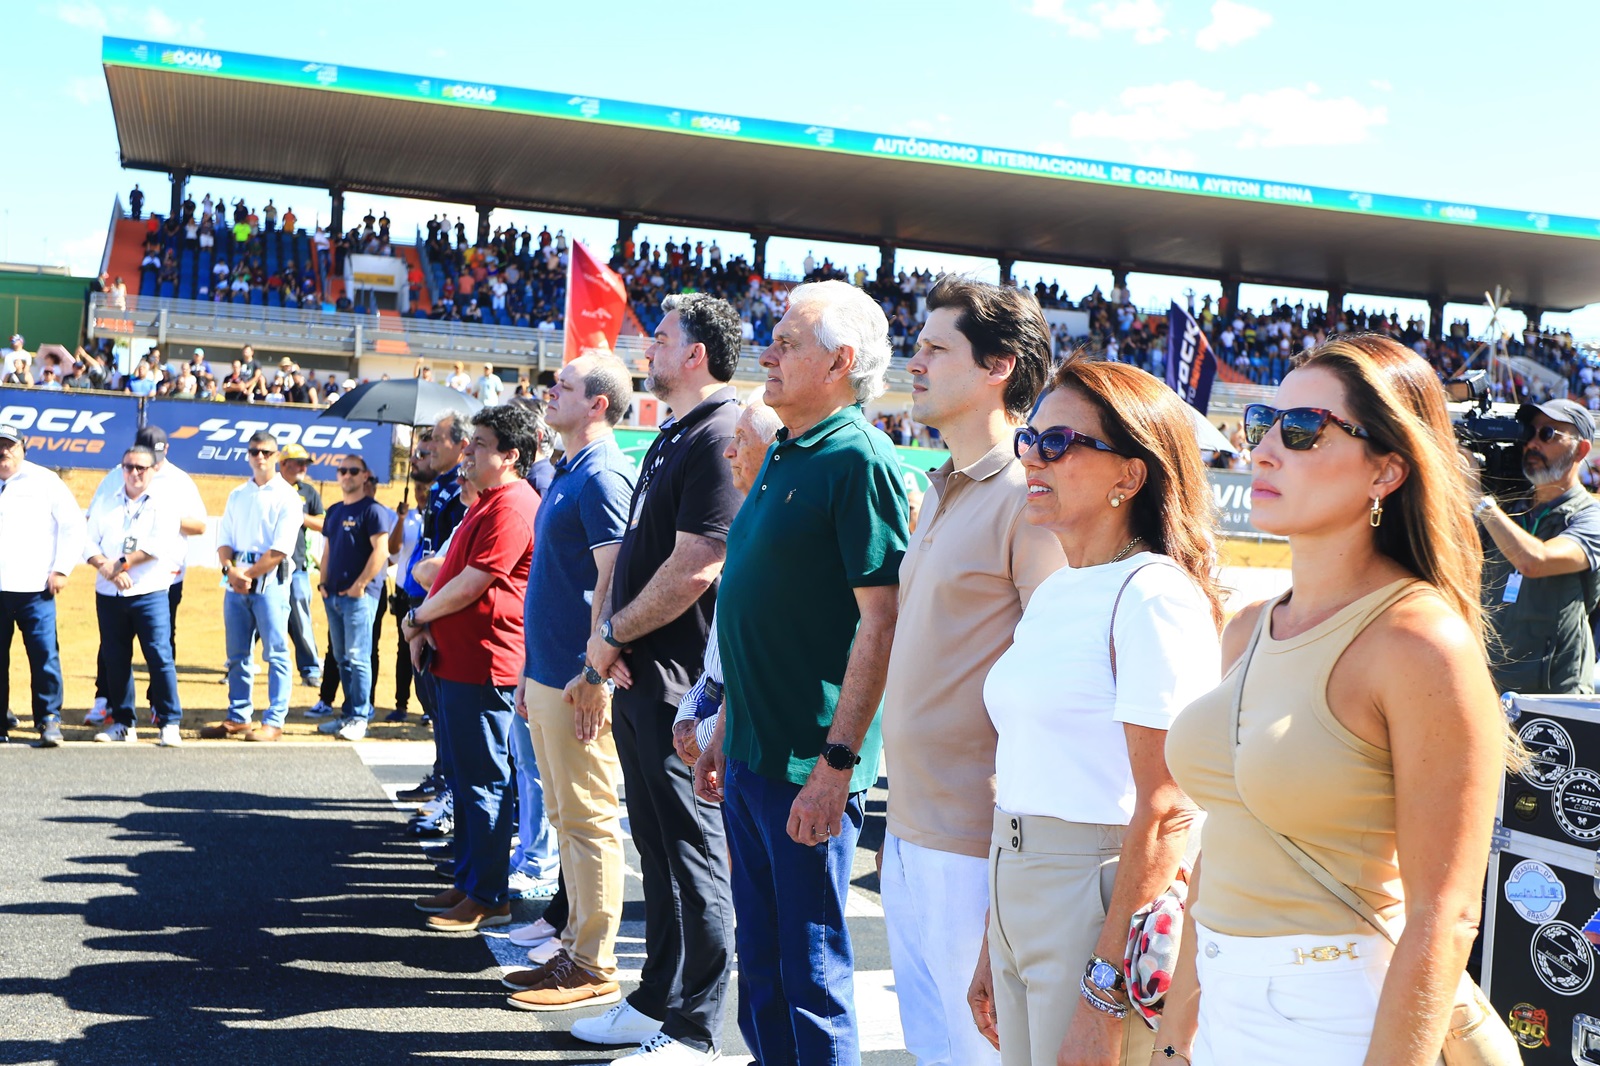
[0,425,85,746]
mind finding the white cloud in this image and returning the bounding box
[1195,0,1272,50]
[50,2,202,40]
[55,231,111,276]
[63,76,102,107]
[1027,0,1170,44]
[52,2,107,29]
[1067,80,1387,149]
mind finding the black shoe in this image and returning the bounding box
[37,717,64,748]
[382,708,409,724]
[396,774,442,803]
[4,709,18,730]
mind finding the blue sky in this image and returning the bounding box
[6,0,1599,337]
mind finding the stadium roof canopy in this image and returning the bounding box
[103,37,1600,312]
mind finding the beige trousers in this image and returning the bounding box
[523,678,625,977]
[988,809,1156,1066]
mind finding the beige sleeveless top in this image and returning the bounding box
[1166,578,1423,938]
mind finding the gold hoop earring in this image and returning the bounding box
[1111,495,1123,508]
[1369,495,1383,527]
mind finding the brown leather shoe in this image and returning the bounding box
[504,952,621,1012]
[199,720,254,739]
[415,887,466,914]
[501,949,571,990]
[425,898,512,933]
[243,725,282,742]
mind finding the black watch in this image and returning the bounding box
[582,662,605,686]
[821,743,860,772]
[601,619,625,648]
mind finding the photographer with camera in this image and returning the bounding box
[1476,398,1600,694]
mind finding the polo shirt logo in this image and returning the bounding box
[786,489,796,503]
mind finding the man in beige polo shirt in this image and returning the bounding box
[881,276,1063,1065]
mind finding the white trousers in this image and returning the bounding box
[881,832,1000,1066]
[1192,921,1442,1066]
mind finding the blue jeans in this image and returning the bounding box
[96,590,182,728]
[723,759,864,1066]
[0,590,63,726]
[287,569,320,681]
[508,712,560,882]
[223,581,293,728]
[325,593,375,722]
[435,677,517,908]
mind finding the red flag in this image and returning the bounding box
[563,240,628,363]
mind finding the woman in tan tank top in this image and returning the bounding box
[1157,336,1509,1066]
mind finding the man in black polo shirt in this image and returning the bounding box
[575,294,744,1062]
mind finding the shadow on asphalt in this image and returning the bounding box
[0,786,596,1066]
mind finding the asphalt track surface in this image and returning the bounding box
[0,741,914,1065]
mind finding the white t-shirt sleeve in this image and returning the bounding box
[1110,566,1221,731]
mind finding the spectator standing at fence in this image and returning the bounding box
[879,277,1062,1066]
[83,444,184,747]
[575,295,744,1062]
[502,353,636,1012]
[0,425,84,747]
[403,405,543,932]
[697,280,907,1066]
[128,184,143,220]
[278,443,326,688]
[202,432,301,743]
[447,361,472,394]
[315,455,389,741]
[476,363,505,406]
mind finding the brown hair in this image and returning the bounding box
[1291,335,1481,639]
[924,274,1052,421]
[1048,353,1225,630]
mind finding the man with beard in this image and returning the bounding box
[1477,397,1600,693]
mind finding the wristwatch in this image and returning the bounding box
[821,742,860,772]
[406,608,425,630]
[582,661,606,686]
[601,619,625,648]
[221,562,232,576]
[1085,954,1126,994]
[1474,495,1497,518]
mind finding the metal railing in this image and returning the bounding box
[84,294,917,390]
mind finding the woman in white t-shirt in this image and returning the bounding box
[968,356,1224,1066]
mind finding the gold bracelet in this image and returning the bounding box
[1156,1045,1191,1064]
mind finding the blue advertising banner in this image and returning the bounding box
[143,401,395,482]
[1166,302,1218,416]
[0,386,141,469]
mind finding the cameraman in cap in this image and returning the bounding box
[1476,397,1600,694]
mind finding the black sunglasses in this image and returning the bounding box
[1014,424,1127,463]
[121,463,152,472]
[246,447,278,458]
[1524,424,1573,445]
[1242,404,1370,450]
[336,467,365,476]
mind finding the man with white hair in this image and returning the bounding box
[696,280,909,1065]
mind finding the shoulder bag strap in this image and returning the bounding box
[1225,599,1400,947]
[1109,561,1163,683]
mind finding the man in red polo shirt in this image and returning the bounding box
[401,404,543,933]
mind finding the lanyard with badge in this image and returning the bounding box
[1503,501,1561,604]
[120,493,149,558]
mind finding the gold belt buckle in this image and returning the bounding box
[1292,942,1360,965]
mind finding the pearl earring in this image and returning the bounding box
[1111,495,1123,508]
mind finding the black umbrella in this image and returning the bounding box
[319,378,482,507]
[319,378,481,426]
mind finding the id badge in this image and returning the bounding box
[122,536,137,554]
[1502,571,1523,604]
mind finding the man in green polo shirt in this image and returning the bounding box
[704,279,908,1066]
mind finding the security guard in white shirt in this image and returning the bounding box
[202,431,302,743]
[84,444,185,747]
[0,424,86,746]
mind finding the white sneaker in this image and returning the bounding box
[526,937,562,966]
[507,870,559,899]
[84,698,109,725]
[610,1033,718,1064]
[157,724,184,747]
[93,722,137,744]
[335,718,368,741]
[509,917,561,947]
[571,1001,663,1046]
[317,716,345,734]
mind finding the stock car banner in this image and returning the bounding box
[1166,302,1218,416]
[564,241,627,363]
[0,386,139,469]
[144,400,394,482]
